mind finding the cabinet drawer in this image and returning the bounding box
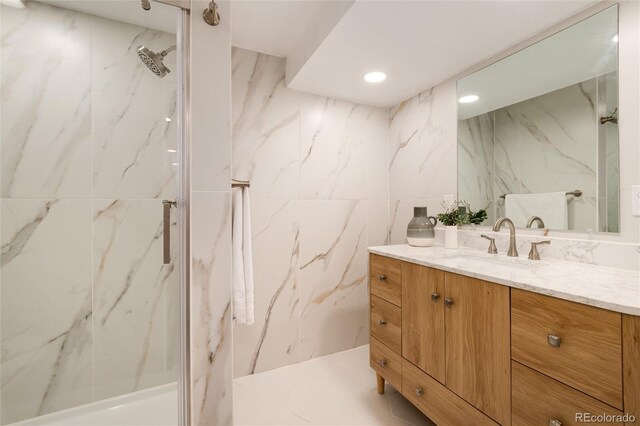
[370,295,401,354]
[370,337,401,390]
[513,361,624,426]
[401,358,498,426]
[511,289,623,409]
[370,254,402,306]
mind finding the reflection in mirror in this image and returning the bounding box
[457,5,619,233]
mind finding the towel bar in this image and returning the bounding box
[499,190,581,200]
[232,179,250,188]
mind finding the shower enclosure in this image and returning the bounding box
[0,0,189,424]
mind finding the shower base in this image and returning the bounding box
[11,383,177,426]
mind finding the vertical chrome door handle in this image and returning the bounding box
[163,200,177,264]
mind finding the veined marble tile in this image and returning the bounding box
[190,191,233,425]
[92,16,177,199]
[457,113,494,202]
[1,3,92,198]
[515,81,597,198]
[493,108,525,198]
[367,200,389,247]
[232,48,300,199]
[300,96,388,200]
[1,199,92,424]
[190,0,231,193]
[298,200,369,360]
[457,226,639,272]
[389,80,457,200]
[233,198,299,377]
[92,199,178,401]
[492,81,599,230]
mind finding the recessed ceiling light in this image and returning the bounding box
[364,71,386,83]
[459,95,479,104]
[613,34,619,43]
[167,149,177,153]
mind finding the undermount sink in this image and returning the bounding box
[442,253,545,270]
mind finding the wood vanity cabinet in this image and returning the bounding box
[371,256,510,426]
[369,253,640,426]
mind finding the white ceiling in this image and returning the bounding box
[230,0,333,57]
[35,0,177,33]
[30,0,604,109]
[284,0,601,107]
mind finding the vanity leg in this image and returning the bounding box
[376,374,385,394]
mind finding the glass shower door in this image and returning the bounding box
[0,1,183,424]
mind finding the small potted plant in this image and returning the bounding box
[437,200,489,248]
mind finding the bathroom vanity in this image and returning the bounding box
[368,246,640,426]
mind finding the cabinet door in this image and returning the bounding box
[445,273,511,426]
[402,263,445,383]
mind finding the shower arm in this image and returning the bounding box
[162,45,177,57]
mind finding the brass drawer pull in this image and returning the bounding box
[431,293,440,301]
[379,359,387,367]
[547,334,562,348]
[415,387,424,397]
[377,275,387,281]
[378,319,387,326]
[444,298,454,307]
[549,419,562,426]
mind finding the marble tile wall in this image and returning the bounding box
[189,1,233,424]
[231,47,389,378]
[388,80,458,244]
[1,3,179,424]
[457,112,495,225]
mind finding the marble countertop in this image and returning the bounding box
[368,244,640,316]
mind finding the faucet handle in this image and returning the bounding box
[480,234,498,254]
[528,240,551,260]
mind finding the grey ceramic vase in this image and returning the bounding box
[407,207,437,247]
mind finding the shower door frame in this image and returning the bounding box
[174,4,191,426]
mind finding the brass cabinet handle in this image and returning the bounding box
[377,275,387,281]
[547,334,562,348]
[378,319,387,326]
[444,298,454,307]
[548,419,562,426]
[379,359,387,367]
[431,293,440,301]
[415,387,424,397]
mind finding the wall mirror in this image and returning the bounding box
[457,5,619,233]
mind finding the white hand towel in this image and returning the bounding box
[505,192,569,230]
[242,187,254,325]
[232,189,246,324]
[232,187,255,325]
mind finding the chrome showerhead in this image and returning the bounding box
[137,45,176,78]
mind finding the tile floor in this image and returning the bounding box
[233,345,435,425]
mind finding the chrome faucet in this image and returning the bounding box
[526,216,545,229]
[492,217,518,257]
